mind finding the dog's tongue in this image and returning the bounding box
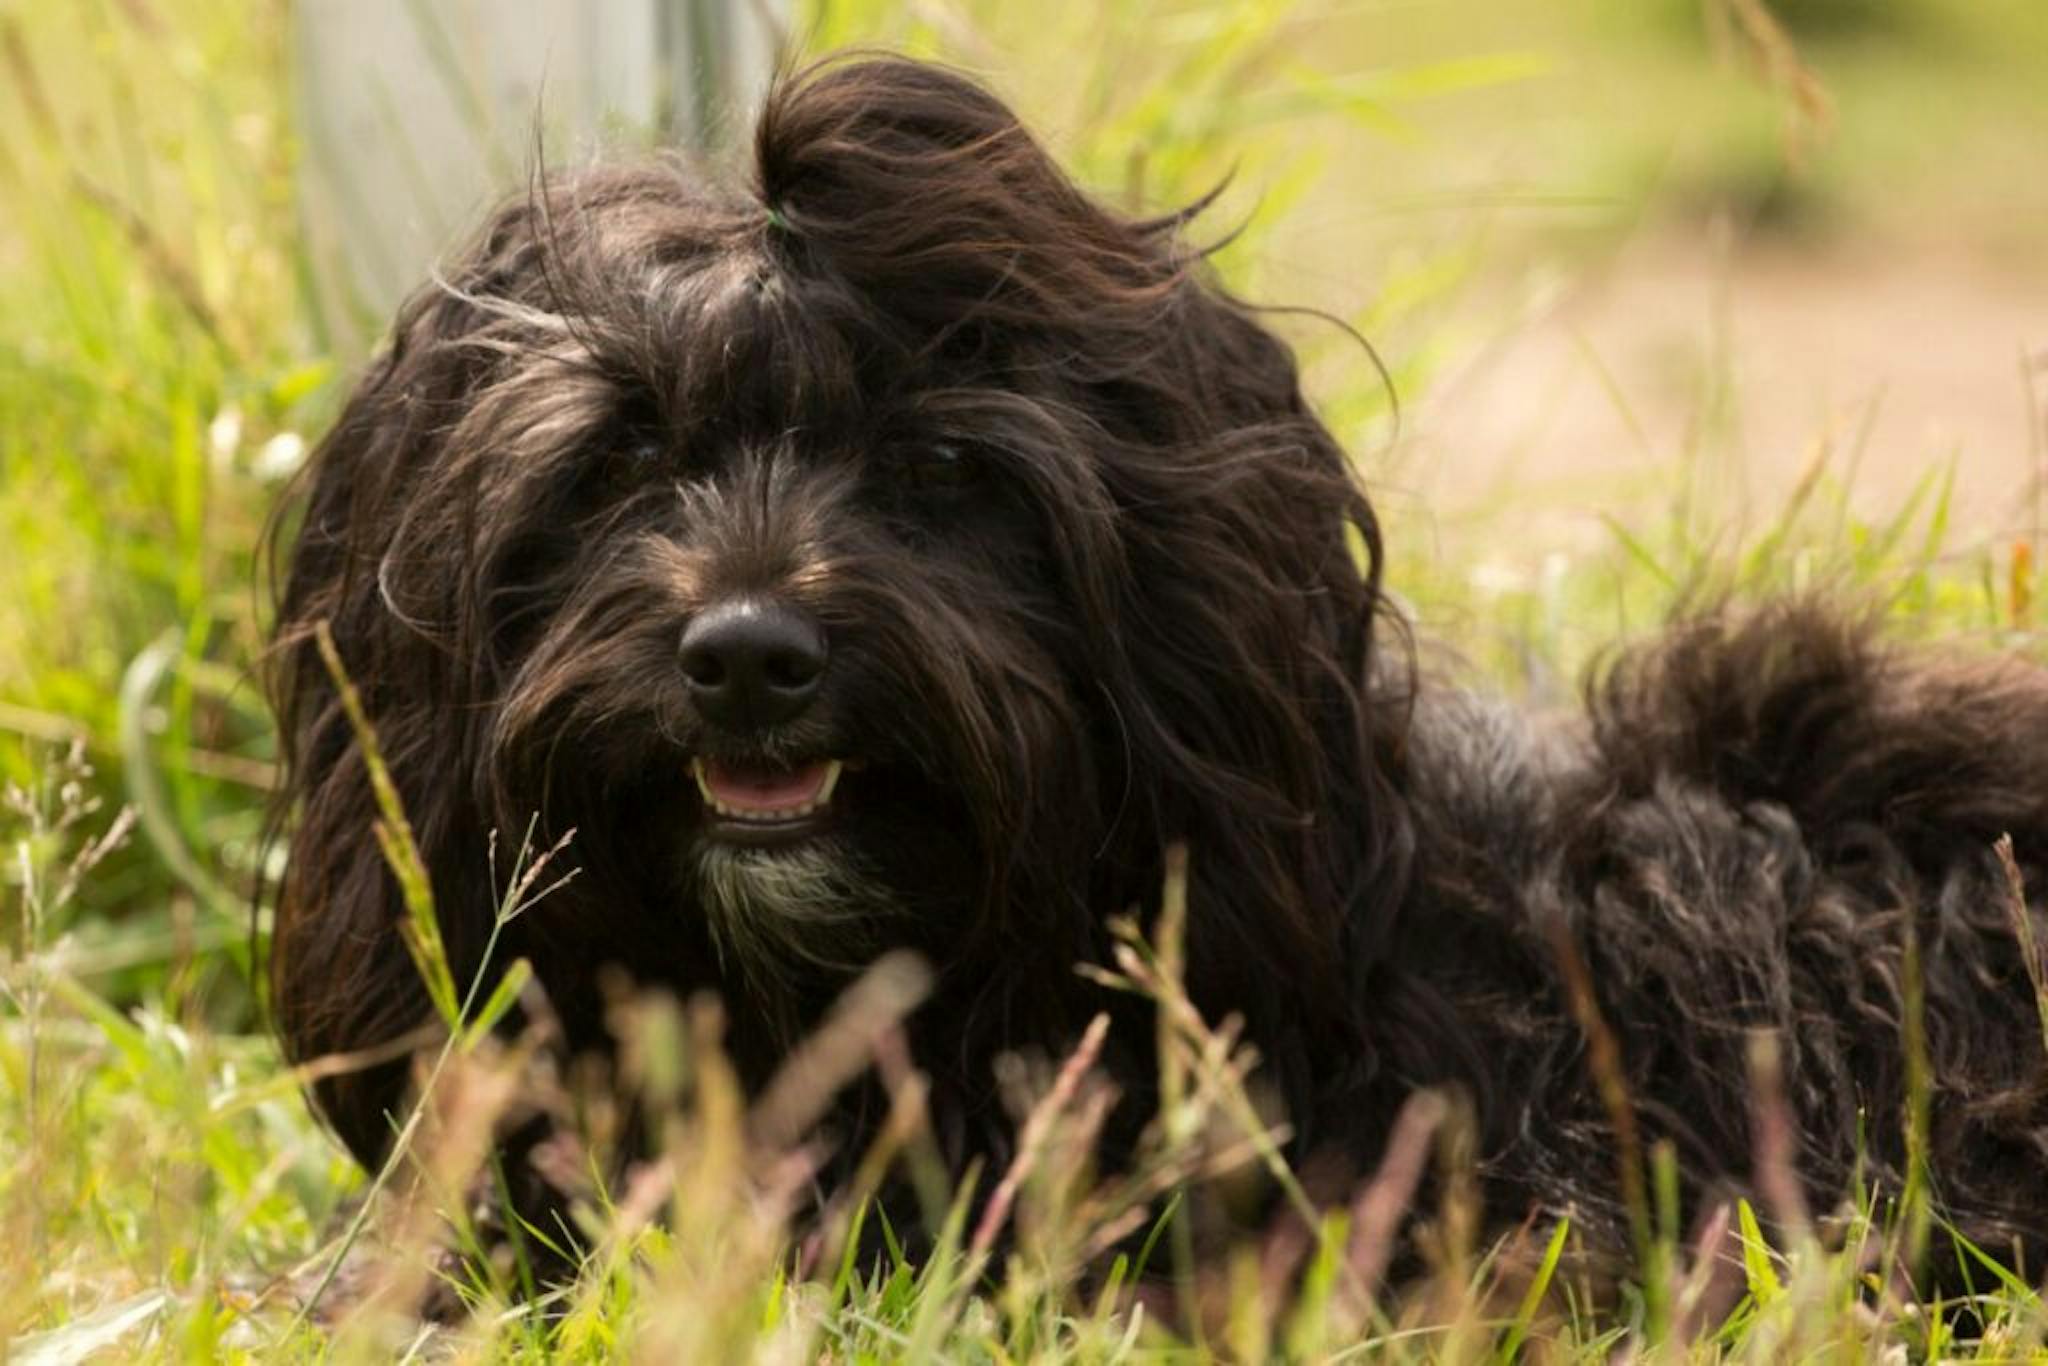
[700,758,836,813]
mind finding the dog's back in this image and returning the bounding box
[1391,602,2048,1279]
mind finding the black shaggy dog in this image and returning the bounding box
[269,56,2048,1292]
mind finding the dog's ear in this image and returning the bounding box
[264,200,551,1167]
[1097,309,1399,1055]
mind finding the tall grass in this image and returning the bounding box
[2,0,2043,1358]
[0,1,303,1011]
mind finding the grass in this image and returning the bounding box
[3,0,2046,1358]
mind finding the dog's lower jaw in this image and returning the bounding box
[693,836,899,991]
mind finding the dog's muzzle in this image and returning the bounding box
[682,597,848,845]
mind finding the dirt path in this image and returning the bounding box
[1388,232,2048,557]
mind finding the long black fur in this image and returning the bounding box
[267,55,2048,1288]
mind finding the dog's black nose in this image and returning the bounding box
[680,599,828,729]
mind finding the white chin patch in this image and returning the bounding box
[694,839,893,981]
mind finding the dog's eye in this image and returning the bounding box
[620,431,666,466]
[894,441,978,491]
[594,426,667,489]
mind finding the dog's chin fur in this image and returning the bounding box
[265,54,2048,1293]
[693,839,896,988]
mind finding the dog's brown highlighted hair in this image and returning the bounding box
[269,55,2048,1283]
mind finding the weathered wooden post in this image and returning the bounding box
[294,0,783,353]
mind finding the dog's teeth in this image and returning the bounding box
[696,759,844,824]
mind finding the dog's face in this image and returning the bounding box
[271,57,1390,1163]
[471,239,1103,990]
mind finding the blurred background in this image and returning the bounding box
[1,0,2045,1029]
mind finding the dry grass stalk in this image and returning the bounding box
[1994,834,2048,1059]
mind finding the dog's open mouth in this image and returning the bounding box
[692,757,843,843]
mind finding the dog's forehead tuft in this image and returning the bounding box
[624,241,902,441]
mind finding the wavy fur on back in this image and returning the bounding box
[267,55,2048,1287]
